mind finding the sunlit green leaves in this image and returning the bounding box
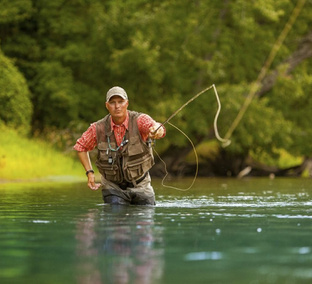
[0,50,32,135]
[31,61,77,129]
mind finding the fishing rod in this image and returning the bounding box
[158,85,213,129]
[152,84,230,192]
[154,84,230,146]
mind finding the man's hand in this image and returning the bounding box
[149,122,164,140]
[87,172,101,191]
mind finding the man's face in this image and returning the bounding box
[105,95,129,123]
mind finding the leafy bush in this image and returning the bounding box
[0,50,32,135]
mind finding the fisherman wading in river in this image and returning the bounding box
[74,86,166,205]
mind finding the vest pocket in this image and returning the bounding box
[97,142,110,162]
[124,155,154,181]
[96,144,123,183]
[98,163,123,183]
[127,163,143,180]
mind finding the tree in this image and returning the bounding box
[0,0,311,176]
[0,49,32,135]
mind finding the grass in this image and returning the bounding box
[0,126,85,181]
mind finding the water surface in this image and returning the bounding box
[1,178,312,283]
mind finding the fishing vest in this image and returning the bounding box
[95,110,155,184]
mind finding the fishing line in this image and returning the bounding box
[153,84,229,191]
[153,122,198,191]
[153,0,306,190]
[212,84,231,147]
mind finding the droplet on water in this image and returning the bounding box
[299,247,310,254]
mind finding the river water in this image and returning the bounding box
[1,177,312,284]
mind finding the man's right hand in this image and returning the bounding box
[87,173,101,191]
[149,122,165,139]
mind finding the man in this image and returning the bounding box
[74,86,165,205]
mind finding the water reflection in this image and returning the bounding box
[76,205,164,284]
[2,178,312,283]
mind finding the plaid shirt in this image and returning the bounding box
[74,112,164,152]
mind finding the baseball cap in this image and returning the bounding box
[106,86,128,102]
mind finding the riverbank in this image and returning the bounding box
[0,126,84,181]
[1,125,306,182]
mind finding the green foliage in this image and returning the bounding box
[0,50,32,135]
[268,63,312,156]
[1,0,105,131]
[0,0,33,23]
[233,98,293,155]
[31,61,78,129]
[250,148,303,169]
[0,0,311,170]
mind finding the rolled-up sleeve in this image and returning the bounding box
[137,114,166,141]
[73,123,97,152]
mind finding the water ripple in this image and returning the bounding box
[157,197,312,209]
[184,251,223,261]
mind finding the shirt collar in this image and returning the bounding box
[110,111,129,130]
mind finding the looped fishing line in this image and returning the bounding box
[154,84,229,191]
[153,0,306,191]
[212,84,231,147]
[153,121,198,191]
